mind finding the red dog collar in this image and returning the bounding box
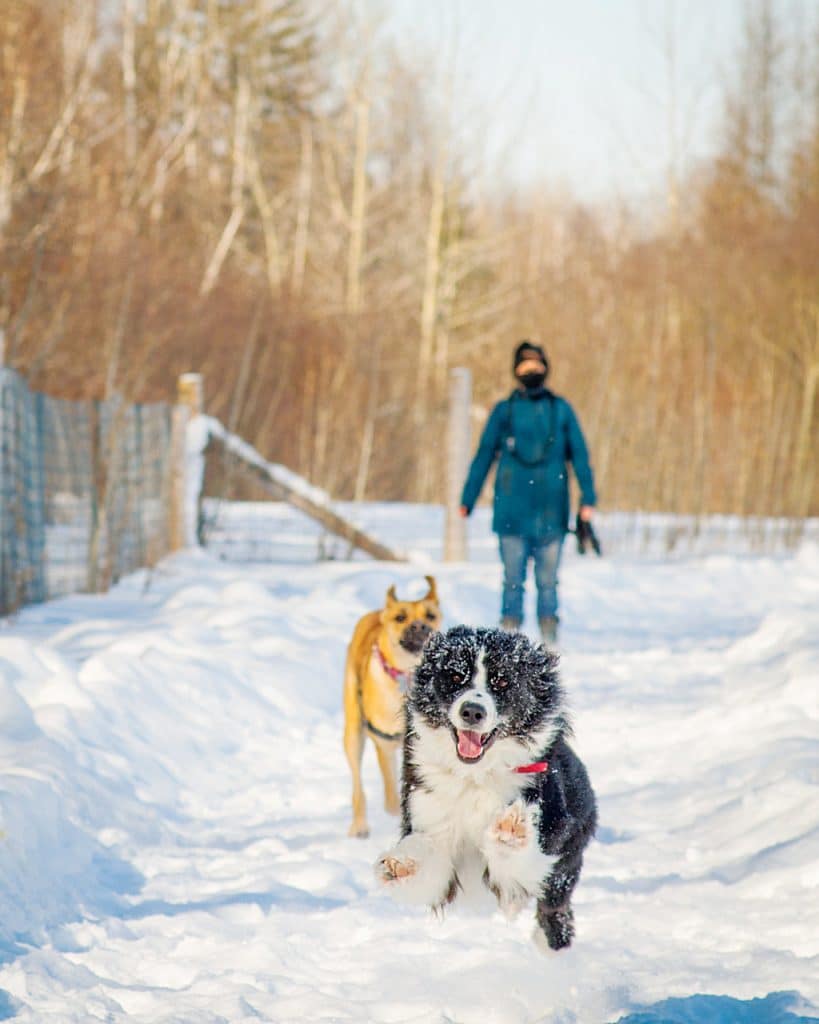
[514,761,549,774]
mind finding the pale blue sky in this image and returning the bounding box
[379,0,750,201]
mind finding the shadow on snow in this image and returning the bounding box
[616,991,819,1024]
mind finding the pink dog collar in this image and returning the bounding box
[373,644,411,693]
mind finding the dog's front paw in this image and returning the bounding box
[376,853,418,883]
[375,835,457,906]
[489,800,530,849]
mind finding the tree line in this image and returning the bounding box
[1,0,817,516]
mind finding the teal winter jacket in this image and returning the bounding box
[460,388,597,540]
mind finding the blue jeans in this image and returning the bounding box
[499,534,564,623]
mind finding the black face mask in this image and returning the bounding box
[519,371,546,391]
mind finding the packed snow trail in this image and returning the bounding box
[1,531,818,1022]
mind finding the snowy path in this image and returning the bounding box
[1,540,818,1023]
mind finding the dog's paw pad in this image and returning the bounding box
[490,802,529,848]
[378,854,417,882]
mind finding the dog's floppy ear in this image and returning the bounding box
[530,644,561,700]
[411,627,446,689]
[423,575,438,602]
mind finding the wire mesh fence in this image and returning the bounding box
[3,363,816,615]
[0,368,174,614]
[201,498,818,565]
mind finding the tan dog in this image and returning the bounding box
[343,576,442,838]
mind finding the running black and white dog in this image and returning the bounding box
[375,625,596,950]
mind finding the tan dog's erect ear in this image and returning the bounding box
[423,575,438,602]
[385,584,398,607]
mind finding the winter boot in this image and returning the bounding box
[539,616,558,646]
[500,616,522,632]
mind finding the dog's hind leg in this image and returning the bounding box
[535,902,575,951]
[374,740,401,816]
[343,664,369,838]
[534,854,583,951]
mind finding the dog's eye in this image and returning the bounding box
[395,611,408,623]
[493,676,509,690]
[450,671,465,685]
[425,610,438,621]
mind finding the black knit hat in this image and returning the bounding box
[513,340,549,376]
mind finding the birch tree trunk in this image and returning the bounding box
[346,93,370,315]
[200,75,251,296]
[291,121,313,296]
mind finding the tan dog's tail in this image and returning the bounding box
[343,646,368,837]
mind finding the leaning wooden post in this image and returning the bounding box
[444,367,472,561]
[170,373,204,550]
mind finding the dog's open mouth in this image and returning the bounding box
[452,727,497,763]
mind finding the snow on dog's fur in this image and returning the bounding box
[375,625,597,951]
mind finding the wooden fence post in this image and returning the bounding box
[170,373,204,550]
[444,367,472,561]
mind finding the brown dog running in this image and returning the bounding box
[343,576,442,838]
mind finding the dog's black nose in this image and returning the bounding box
[400,620,433,653]
[408,621,432,640]
[459,702,486,728]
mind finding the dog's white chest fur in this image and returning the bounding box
[375,718,557,911]
[409,725,527,852]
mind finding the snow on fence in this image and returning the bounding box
[189,415,405,563]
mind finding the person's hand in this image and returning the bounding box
[575,509,602,556]
[459,505,470,518]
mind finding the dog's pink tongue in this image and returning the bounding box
[457,730,483,759]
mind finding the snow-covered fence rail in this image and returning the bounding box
[0,368,174,614]
[190,416,406,563]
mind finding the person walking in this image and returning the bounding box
[459,341,597,646]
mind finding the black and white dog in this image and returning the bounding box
[375,626,596,950]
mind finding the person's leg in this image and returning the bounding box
[498,535,527,628]
[532,535,564,642]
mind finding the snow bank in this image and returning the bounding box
[0,641,140,959]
